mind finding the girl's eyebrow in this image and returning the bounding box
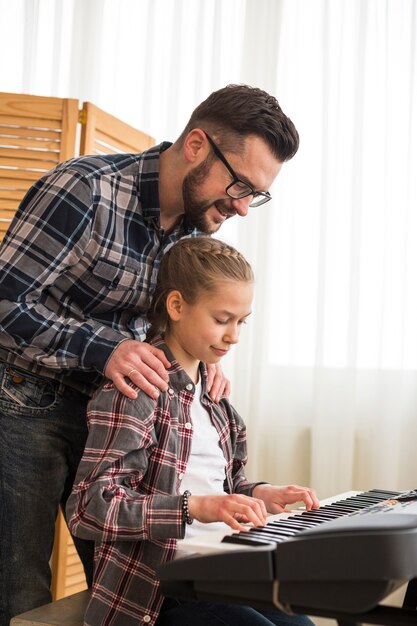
[214,309,252,318]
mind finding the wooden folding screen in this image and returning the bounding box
[0,91,154,599]
[0,92,78,240]
[0,94,155,242]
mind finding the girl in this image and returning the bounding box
[66,237,318,626]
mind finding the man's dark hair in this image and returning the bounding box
[178,84,299,162]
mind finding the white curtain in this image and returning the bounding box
[234,0,417,499]
[1,0,417,500]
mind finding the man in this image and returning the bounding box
[0,84,299,624]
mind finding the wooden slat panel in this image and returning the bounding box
[59,100,79,162]
[0,157,56,170]
[51,510,87,601]
[91,142,121,155]
[0,189,27,200]
[0,92,75,122]
[80,102,154,156]
[0,177,37,189]
[0,136,61,150]
[0,114,63,129]
[67,554,83,566]
[0,147,59,162]
[0,199,21,209]
[0,208,19,218]
[0,124,62,140]
[0,168,41,181]
[91,142,124,155]
[93,130,146,154]
[0,92,78,243]
[66,572,87,586]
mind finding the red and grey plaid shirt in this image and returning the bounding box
[66,338,262,626]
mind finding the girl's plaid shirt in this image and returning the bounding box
[66,339,264,626]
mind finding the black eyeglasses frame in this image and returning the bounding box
[204,132,272,208]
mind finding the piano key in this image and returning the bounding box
[368,488,401,497]
[250,524,296,534]
[222,534,275,547]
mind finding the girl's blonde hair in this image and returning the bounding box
[147,236,254,340]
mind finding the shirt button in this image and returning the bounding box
[178,472,184,480]
[168,388,174,395]
[184,422,192,430]
[185,383,193,391]
[143,616,151,623]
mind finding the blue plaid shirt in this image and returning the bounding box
[0,143,199,395]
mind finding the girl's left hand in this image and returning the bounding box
[206,362,230,402]
[252,484,320,514]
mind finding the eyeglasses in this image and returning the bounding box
[204,133,272,208]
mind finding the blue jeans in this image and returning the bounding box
[0,363,94,626]
[155,598,315,626]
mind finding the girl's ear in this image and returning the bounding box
[166,290,184,321]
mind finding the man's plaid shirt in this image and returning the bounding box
[0,143,198,395]
[66,339,262,626]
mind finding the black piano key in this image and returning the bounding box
[222,534,275,547]
[248,531,292,542]
[299,512,344,521]
[271,517,322,528]
[257,525,297,536]
[266,523,311,533]
[256,527,309,537]
[319,502,354,512]
[281,517,323,525]
[368,489,400,498]
[313,506,342,514]
[321,504,359,512]
[320,502,367,511]
[349,496,386,504]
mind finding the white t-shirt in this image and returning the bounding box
[178,378,228,540]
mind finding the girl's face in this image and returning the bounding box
[166,279,253,376]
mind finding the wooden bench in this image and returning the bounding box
[10,590,90,626]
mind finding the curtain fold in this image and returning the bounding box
[1,0,416,499]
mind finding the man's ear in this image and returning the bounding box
[183,128,209,164]
[166,290,184,321]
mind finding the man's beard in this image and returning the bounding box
[182,158,235,234]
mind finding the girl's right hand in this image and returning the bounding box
[187,494,267,532]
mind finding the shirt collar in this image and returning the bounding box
[139,142,171,223]
[139,142,196,236]
[150,335,209,396]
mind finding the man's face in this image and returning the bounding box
[182,135,282,234]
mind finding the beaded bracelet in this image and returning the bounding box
[182,490,193,525]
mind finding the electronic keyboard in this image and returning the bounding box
[157,489,417,625]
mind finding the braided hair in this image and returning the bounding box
[146,237,254,341]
